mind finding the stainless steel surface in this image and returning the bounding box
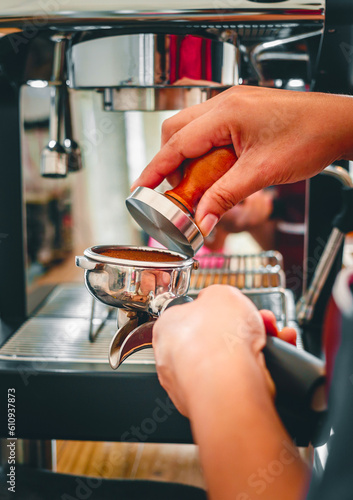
[110,319,155,370]
[0,283,154,365]
[250,29,323,85]
[68,23,323,109]
[0,316,155,365]
[297,166,353,325]
[40,36,68,178]
[88,297,114,342]
[189,251,285,291]
[0,2,325,24]
[40,140,68,178]
[103,86,229,112]
[109,314,139,369]
[63,86,82,172]
[76,245,196,313]
[34,282,113,341]
[35,283,109,318]
[69,34,238,110]
[70,34,237,88]
[297,228,345,325]
[126,187,203,256]
[0,0,324,119]
[322,165,353,187]
[6,2,323,110]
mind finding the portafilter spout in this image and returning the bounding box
[126,146,238,257]
[109,296,193,369]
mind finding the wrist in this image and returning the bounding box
[330,95,353,162]
[184,343,273,420]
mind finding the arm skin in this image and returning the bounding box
[132,86,353,236]
[153,286,309,500]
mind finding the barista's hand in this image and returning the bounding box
[153,285,307,500]
[131,86,353,235]
[218,189,274,233]
[152,285,296,416]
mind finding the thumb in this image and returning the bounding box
[195,154,268,235]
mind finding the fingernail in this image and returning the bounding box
[130,180,139,192]
[198,214,219,236]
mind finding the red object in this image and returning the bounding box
[260,310,297,346]
[169,35,213,84]
[323,297,342,392]
[260,310,279,337]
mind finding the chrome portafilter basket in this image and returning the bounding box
[76,245,198,369]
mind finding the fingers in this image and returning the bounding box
[131,110,233,191]
[259,310,278,337]
[161,101,213,147]
[278,327,297,347]
[160,87,233,146]
[259,310,297,346]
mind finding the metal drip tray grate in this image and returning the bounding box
[190,251,285,291]
[36,283,109,319]
[0,317,155,365]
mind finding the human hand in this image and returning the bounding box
[152,285,296,416]
[132,86,353,235]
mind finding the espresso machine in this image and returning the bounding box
[1,0,353,497]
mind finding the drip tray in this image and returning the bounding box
[35,283,109,319]
[0,283,300,365]
[0,317,155,365]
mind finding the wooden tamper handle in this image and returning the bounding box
[164,146,238,216]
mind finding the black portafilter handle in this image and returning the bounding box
[166,296,326,417]
[263,337,326,414]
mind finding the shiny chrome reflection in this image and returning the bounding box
[0,1,325,25]
[68,34,238,110]
[40,36,69,178]
[76,245,196,314]
[62,86,82,172]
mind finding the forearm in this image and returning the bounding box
[187,348,309,500]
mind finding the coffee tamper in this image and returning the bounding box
[126,146,237,256]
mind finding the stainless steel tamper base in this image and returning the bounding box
[126,186,204,257]
[40,142,69,178]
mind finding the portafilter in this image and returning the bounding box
[75,245,197,369]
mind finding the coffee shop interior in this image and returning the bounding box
[1,1,353,499]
